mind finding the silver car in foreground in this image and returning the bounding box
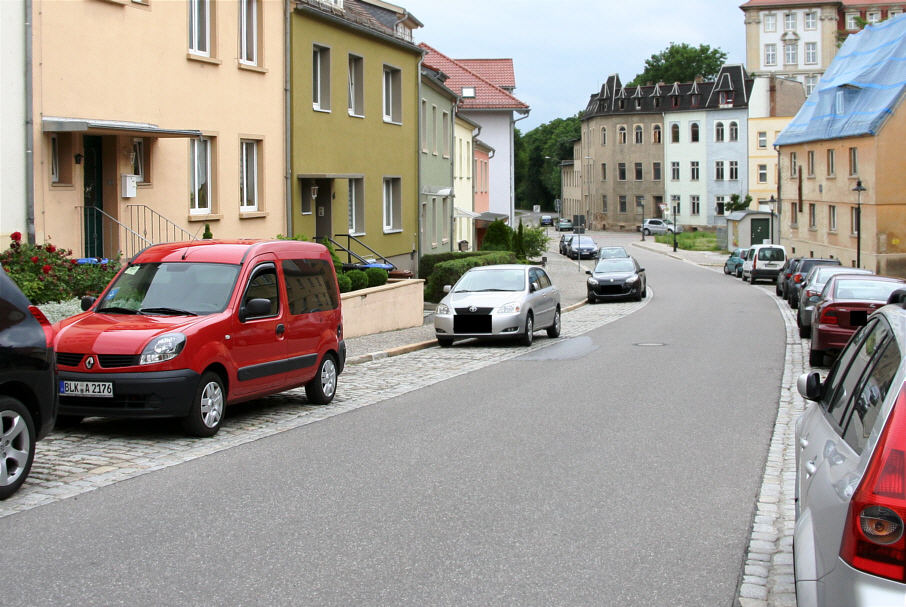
[794,291,906,606]
[433,264,561,347]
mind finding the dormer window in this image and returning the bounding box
[671,96,679,108]
[618,99,625,110]
[691,94,701,107]
[635,98,642,110]
[653,97,661,108]
[719,91,734,105]
[462,87,475,98]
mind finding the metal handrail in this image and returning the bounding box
[126,204,195,244]
[330,234,396,269]
[76,206,151,259]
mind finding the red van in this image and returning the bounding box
[53,240,345,436]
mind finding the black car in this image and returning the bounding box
[586,257,647,302]
[0,268,56,499]
[787,258,841,308]
[778,257,802,297]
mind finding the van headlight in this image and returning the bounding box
[437,302,450,315]
[140,333,186,365]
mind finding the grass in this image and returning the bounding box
[654,231,720,251]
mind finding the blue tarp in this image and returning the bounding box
[775,14,906,146]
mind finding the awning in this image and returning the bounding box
[475,212,509,224]
[454,207,481,219]
[42,117,202,138]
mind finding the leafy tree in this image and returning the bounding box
[480,220,512,251]
[726,194,753,213]
[514,115,581,211]
[627,43,727,87]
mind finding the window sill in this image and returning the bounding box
[348,111,365,119]
[827,174,836,179]
[187,53,222,66]
[313,107,331,114]
[383,119,402,126]
[238,63,268,74]
[188,213,222,222]
[809,227,818,232]
[791,223,799,228]
[50,182,75,189]
[829,229,838,234]
[383,228,403,234]
[239,211,267,219]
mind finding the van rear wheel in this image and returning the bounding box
[305,354,338,405]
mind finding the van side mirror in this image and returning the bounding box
[530,281,540,292]
[240,298,272,321]
[443,285,452,294]
[81,296,96,312]
[797,371,823,401]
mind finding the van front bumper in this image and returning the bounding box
[57,369,200,419]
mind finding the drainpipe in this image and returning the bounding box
[284,0,292,237]
[512,111,530,225]
[775,144,782,245]
[415,55,423,274]
[25,0,35,244]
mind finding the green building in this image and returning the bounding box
[418,65,457,257]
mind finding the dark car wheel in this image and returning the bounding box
[305,353,338,405]
[437,337,453,348]
[643,228,651,235]
[809,348,825,367]
[182,371,225,437]
[587,292,596,304]
[641,280,648,298]
[799,323,810,339]
[520,313,534,347]
[724,264,731,275]
[547,308,561,338]
[0,396,36,500]
[634,284,643,301]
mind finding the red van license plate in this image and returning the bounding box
[60,380,113,398]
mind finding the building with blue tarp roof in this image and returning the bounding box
[775,13,906,277]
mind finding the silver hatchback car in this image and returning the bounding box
[794,290,906,606]
[433,264,561,347]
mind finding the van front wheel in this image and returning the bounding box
[305,354,338,405]
[182,372,225,437]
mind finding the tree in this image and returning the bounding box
[726,194,753,213]
[627,43,727,87]
[514,115,581,211]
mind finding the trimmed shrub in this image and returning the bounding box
[480,220,512,251]
[424,251,517,302]
[346,269,368,291]
[365,267,388,288]
[336,273,352,293]
[419,251,489,279]
[521,224,550,259]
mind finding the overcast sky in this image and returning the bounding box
[402,0,748,132]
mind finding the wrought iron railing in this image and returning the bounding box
[126,204,196,246]
[77,206,151,260]
[330,234,396,269]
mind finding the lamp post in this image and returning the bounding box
[639,200,645,242]
[768,194,776,244]
[853,179,866,268]
[672,201,678,252]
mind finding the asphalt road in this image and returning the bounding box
[1,236,784,606]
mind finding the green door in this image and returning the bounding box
[750,218,770,245]
[83,136,104,258]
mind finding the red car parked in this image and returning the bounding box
[809,274,905,367]
[53,240,345,436]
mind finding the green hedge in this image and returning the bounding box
[424,251,518,303]
[365,267,389,288]
[418,251,491,280]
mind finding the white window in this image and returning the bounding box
[806,75,819,95]
[690,122,700,142]
[383,65,402,123]
[784,12,796,31]
[671,161,680,180]
[240,140,258,212]
[807,150,815,176]
[653,162,662,181]
[785,43,798,65]
[758,131,767,148]
[50,135,59,183]
[891,9,903,18]
[729,161,739,180]
[420,100,427,151]
[764,13,777,32]
[829,205,837,231]
[805,42,817,64]
[313,45,331,111]
[715,122,724,142]
[827,148,836,176]
[348,178,364,234]
[431,105,438,154]
[846,13,859,30]
[729,122,738,142]
[239,0,258,65]
[790,151,798,177]
[716,196,726,216]
[690,161,699,181]
[809,203,817,228]
[852,206,860,234]
[634,125,643,144]
[190,138,212,214]
[618,125,627,144]
[758,164,768,183]
[348,54,364,116]
[867,11,881,24]
[188,0,210,56]
[131,139,145,182]
[601,127,607,146]
[715,161,725,181]
[849,147,858,176]
[601,163,607,181]
[765,44,777,66]
[461,86,475,98]
[805,11,817,29]
[652,125,661,144]
[383,177,401,231]
[442,111,450,157]
[691,195,701,215]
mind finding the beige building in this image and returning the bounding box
[30,0,286,258]
[453,113,479,250]
[559,140,581,221]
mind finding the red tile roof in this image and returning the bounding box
[455,59,516,89]
[419,44,528,111]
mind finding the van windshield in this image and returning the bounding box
[98,263,240,315]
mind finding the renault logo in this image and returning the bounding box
[469,306,478,313]
[85,356,95,370]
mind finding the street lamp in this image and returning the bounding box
[639,200,645,242]
[853,179,866,268]
[672,201,678,252]
[768,195,776,244]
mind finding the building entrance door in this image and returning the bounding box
[751,218,770,245]
[83,135,104,258]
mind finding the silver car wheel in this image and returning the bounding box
[0,409,30,489]
[320,357,338,399]
[199,380,224,429]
